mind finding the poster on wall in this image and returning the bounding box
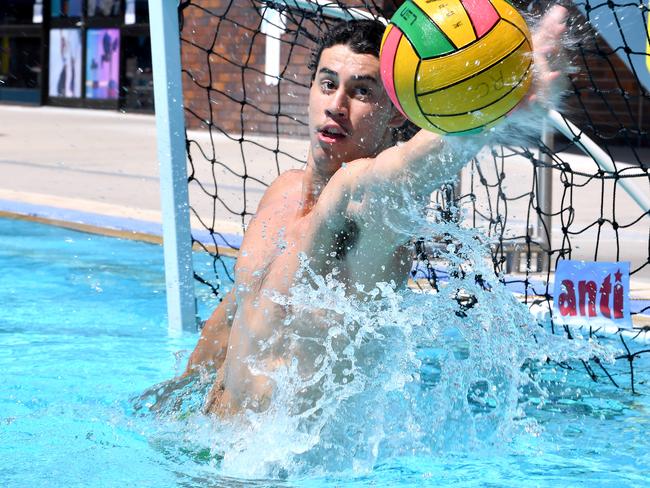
[87,0,121,17]
[48,29,82,98]
[85,29,120,100]
[51,0,82,17]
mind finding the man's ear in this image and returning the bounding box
[388,107,407,128]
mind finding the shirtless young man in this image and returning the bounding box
[184,8,567,416]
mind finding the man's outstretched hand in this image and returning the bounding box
[389,5,571,185]
[528,5,568,107]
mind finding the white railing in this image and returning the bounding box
[269,0,383,22]
[547,109,650,218]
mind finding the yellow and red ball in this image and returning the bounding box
[380,0,533,135]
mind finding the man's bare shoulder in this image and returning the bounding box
[309,158,373,216]
[275,168,304,183]
[257,169,304,212]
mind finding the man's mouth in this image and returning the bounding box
[318,126,347,143]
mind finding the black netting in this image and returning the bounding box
[179,0,649,390]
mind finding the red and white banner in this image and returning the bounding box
[553,260,632,329]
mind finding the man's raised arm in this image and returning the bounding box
[369,127,485,200]
[356,5,568,203]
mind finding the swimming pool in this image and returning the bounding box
[1,216,649,487]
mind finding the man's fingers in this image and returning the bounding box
[548,5,568,23]
[540,5,568,31]
[525,6,569,109]
[533,5,568,48]
[546,71,561,82]
[527,70,561,102]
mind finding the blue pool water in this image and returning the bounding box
[1,217,649,487]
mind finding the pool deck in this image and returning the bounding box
[1,104,649,302]
[0,105,167,239]
[0,104,308,254]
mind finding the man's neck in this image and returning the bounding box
[300,156,338,214]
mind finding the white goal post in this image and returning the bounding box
[149,0,198,334]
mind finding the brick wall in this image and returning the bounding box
[180,0,301,135]
[566,17,648,146]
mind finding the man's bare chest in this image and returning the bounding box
[234,203,305,294]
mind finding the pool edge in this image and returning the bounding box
[0,206,241,259]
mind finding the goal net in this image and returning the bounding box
[178,0,649,390]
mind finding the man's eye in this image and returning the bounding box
[354,87,371,99]
[321,80,335,91]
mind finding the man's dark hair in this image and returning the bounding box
[309,19,386,80]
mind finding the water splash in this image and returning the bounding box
[144,221,607,480]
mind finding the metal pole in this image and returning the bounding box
[537,120,554,272]
[148,0,197,334]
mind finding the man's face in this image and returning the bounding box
[308,44,403,172]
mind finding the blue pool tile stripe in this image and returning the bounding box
[0,198,243,250]
[1,198,645,313]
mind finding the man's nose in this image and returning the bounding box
[325,89,348,118]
